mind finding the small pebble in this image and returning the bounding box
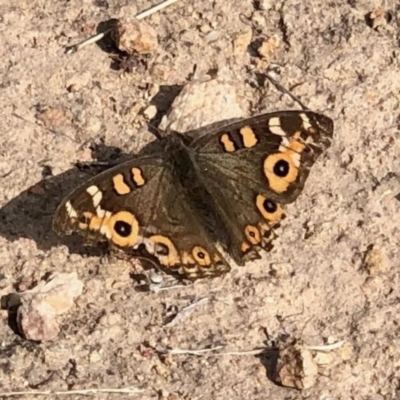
[232,27,252,57]
[114,17,158,55]
[14,272,83,341]
[363,245,389,275]
[143,105,157,119]
[257,35,280,62]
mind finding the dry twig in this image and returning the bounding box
[159,340,345,357]
[0,386,144,397]
[165,297,209,326]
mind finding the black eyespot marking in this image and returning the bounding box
[197,251,205,259]
[79,214,90,224]
[273,159,290,177]
[114,220,132,237]
[249,231,256,238]
[155,243,169,256]
[263,199,278,213]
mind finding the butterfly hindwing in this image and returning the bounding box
[53,155,230,280]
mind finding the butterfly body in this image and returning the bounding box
[53,110,333,280]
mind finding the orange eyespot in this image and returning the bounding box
[192,246,211,266]
[245,225,261,245]
[255,195,284,225]
[109,211,139,247]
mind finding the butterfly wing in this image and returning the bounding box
[190,110,334,263]
[53,154,230,280]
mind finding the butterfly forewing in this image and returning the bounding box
[191,110,333,263]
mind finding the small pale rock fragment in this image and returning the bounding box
[66,71,92,92]
[114,17,158,55]
[86,118,102,134]
[257,35,280,62]
[89,350,102,363]
[275,343,318,390]
[36,107,72,129]
[361,276,384,297]
[18,302,60,342]
[257,0,273,10]
[204,30,220,43]
[167,393,181,400]
[366,8,392,31]
[15,272,83,341]
[152,363,170,378]
[199,24,212,33]
[313,351,334,365]
[143,105,157,120]
[232,28,252,57]
[363,245,389,275]
[252,13,266,28]
[270,263,293,278]
[338,343,353,361]
[150,63,174,83]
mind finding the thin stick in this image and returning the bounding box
[0,387,144,397]
[160,346,224,355]
[214,341,345,356]
[213,348,268,356]
[136,0,179,20]
[160,341,345,357]
[305,341,345,352]
[12,113,78,143]
[65,29,113,54]
[150,283,188,293]
[65,0,180,54]
[165,297,209,326]
[265,72,309,110]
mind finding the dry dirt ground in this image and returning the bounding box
[1,0,400,399]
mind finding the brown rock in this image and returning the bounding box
[257,35,280,63]
[275,343,318,390]
[114,17,158,55]
[363,245,389,275]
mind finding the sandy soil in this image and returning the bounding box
[1,0,400,399]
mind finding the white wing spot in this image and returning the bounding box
[268,117,287,136]
[65,201,77,218]
[86,185,103,208]
[278,137,290,152]
[300,113,312,130]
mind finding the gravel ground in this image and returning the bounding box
[1,1,400,399]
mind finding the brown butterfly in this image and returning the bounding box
[53,110,333,280]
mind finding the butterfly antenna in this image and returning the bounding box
[12,113,78,143]
[134,254,161,272]
[264,73,310,111]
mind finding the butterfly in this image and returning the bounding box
[53,110,333,280]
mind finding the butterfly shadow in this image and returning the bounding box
[0,113,245,257]
[255,331,293,388]
[0,79,182,255]
[0,144,136,257]
[256,347,281,385]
